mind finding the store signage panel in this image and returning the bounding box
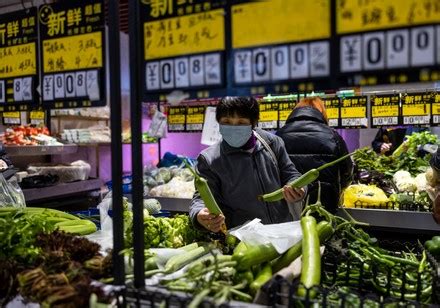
[2,111,21,125]
[234,41,330,85]
[39,0,106,109]
[432,93,440,126]
[141,0,226,95]
[340,27,438,73]
[340,96,368,128]
[401,93,431,126]
[232,0,330,48]
[370,94,400,128]
[29,110,45,125]
[0,8,38,112]
[278,101,296,128]
[186,105,205,131]
[337,0,440,34]
[258,102,278,130]
[323,97,340,128]
[167,106,186,132]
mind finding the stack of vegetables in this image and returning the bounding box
[0,209,112,306]
[0,125,51,146]
[347,131,438,210]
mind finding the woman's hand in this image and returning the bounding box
[282,186,306,203]
[196,207,225,233]
[380,142,392,154]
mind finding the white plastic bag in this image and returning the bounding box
[229,219,303,254]
[0,173,25,208]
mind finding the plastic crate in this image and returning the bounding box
[267,238,439,307]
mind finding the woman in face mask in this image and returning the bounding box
[189,97,306,233]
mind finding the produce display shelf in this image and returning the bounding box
[5,144,78,156]
[336,207,440,233]
[124,195,191,212]
[51,115,110,122]
[23,178,103,203]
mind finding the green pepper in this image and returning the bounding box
[425,239,440,255]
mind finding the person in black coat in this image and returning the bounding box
[372,127,427,155]
[276,97,353,212]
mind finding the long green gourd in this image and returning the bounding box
[259,152,353,202]
[184,160,227,234]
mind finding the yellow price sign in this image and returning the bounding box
[144,9,225,60]
[260,111,278,122]
[337,0,440,34]
[278,110,291,121]
[3,111,20,118]
[0,43,36,78]
[402,105,427,116]
[433,94,440,115]
[42,32,103,73]
[326,108,339,119]
[168,114,185,124]
[30,111,45,120]
[372,105,399,117]
[341,107,366,118]
[186,114,204,124]
[232,0,330,48]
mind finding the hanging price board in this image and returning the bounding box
[167,106,186,132]
[323,97,340,127]
[2,111,21,125]
[0,8,38,112]
[29,110,45,125]
[401,93,431,126]
[39,0,106,109]
[186,105,205,131]
[432,93,440,126]
[340,96,368,128]
[370,94,400,128]
[140,1,226,96]
[278,101,296,128]
[258,102,278,130]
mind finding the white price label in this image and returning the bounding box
[86,70,100,101]
[204,53,221,85]
[403,115,430,125]
[386,29,409,68]
[43,75,54,100]
[252,48,270,82]
[411,26,435,67]
[234,51,252,84]
[160,60,175,89]
[373,117,398,126]
[13,78,23,102]
[258,121,277,130]
[54,74,65,99]
[271,46,289,80]
[362,32,385,70]
[22,77,32,101]
[189,56,204,86]
[187,123,203,131]
[433,115,440,124]
[168,124,185,131]
[328,119,338,127]
[340,35,362,72]
[75,71,87,97]
[289,44,309,78]
[342,118,368,127]
[65,73,76,98]
[174,57,190,88]
[310,41,330,77]
[145,62,160,90]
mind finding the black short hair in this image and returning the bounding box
[216,97,259,125]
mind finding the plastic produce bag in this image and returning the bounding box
[0,173,25,208]
[229,219,303,254]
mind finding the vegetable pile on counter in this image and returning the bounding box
[347,131,438,210]
[0,125,52,146]
[116,184,436,307]
[0,209,112,306]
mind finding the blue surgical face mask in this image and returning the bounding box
[219,124,253,148]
